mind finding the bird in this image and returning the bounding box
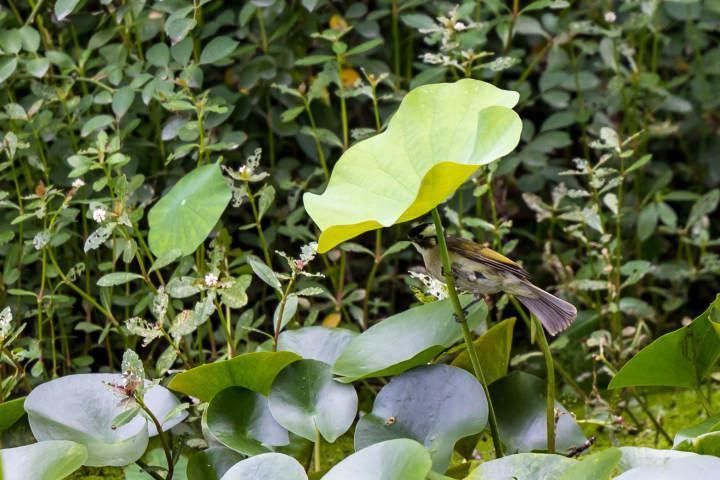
[408,222,577,336]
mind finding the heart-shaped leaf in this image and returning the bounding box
[557,448,620,480]
[219,453,308,480]
[465,453,577,479]
[206,387,289,455]
[268,359,357,442]
[0,397,26,432]
[615,453,720,480]
[332,297,486,382]
[25,373,186,466]
[168,351,299,401]
[278,327,357,364]
[1,440,88,480]
[148,163,232,258]
[355,364,487,473]
[303,79,521,253]
[619,447,697,472]
[321,438,432,480]
[609,294,720,389]
[186,447,244,480]
[489,371,586,454]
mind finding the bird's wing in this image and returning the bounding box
[446,236,531,280]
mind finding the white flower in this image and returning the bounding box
[604,11,616,23]
[409,271,448,300]
[0,307,12,341]
[453,21,466,31]
[92,207,108,223]
[72,178,85,189]
[300,242,318,264]
[204,272,219,288]
[32,231,50,251]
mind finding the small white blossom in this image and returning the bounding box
[92,207,108,223]
[604,11,616,23]
[300,242,318,264]
[72,178,86,189]
[409,271,448,300]
[204,272,219,288]
[0,307,12,341]
[33,231,50,251]
[453,21,466,31]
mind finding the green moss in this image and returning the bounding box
[66,466,125,480]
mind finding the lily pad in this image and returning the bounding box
[465,453,577,479]
[186,447,244,480]
[278,327,358,364]
[673,415,720,456]
[619,447,697,472]
[206,387,289,455]
[452,317,515,384]
[168,351,299,401]
[25,373,186,466]
[615,455,720,480]
[219,453,307,480]
[0,397,26,431]
[557,448,620,480]
[609,294,720,389]
[1,440,88,480]
[332,297,486,383]
[148,163,232,258]
[355,364,487,473]
[303,79,522,253]
[268,359,358,442]
[321,438,432,480]
[489,371,586,454]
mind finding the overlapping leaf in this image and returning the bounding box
[303,79,522,252]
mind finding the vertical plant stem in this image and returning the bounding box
[136,396,174,480]
[314,429,322,473]
[244,182,273,268]
[696,386,713,416]
[362,230,382,330]
[335,56,349,149]
[391,0,401,79]
[431,208,504,458]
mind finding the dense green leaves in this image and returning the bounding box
[0,397,25,432]
[610,295,720,389]
[268,359,357,442]
[303,79,522,252]
[200,37,240,65]
[332,297,486,382]
[355,365,487,473]
[168,352,299,401]
[148,164,232,258]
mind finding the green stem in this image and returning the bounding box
[336,56,349,149]
[136,396,174,479]
[696,386,713,416]
[245,182,273,268]
[431,208,504,458]
[533,314,556,452]
[362,230,382,330]
[314,429,322,473]
[391,0,401,79]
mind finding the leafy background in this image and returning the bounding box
[1,0,720,478]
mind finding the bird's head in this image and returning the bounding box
[408,222,438,250]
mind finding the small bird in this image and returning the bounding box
[408,222,577,336]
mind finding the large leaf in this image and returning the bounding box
[557,448,620,480]
[489,372,586,454]
[206,387,289,455]
[619,447,697,472]
[219,453,308,480]
[673,415,720,456]
[168,351,299,401]
[148,163,232,258]
[615,454,720,480]
[278,327,357,364]
[452,318,515,384]
[0,397,26,432]
[321,438,432,480]
[268,359,358,442]
[355,364,487,473]
[1,440,87,480]
[465,453,577,479]
[332,297,486,382]
[609,295,720,389]
[25,373,186,466]
[303,79,522,253]
[186,447,244,480]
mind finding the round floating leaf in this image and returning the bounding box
[321,438,432,480]
[465,453,577,479]
[303,79,522,253]
[489,371,586,454]
[219,453,308,480]
[557,448,620,480]
[168,351,299,401]
[615,455,720,480]
[619,447,697,472]
[268,359,358,442]
[332,297,486,382]
[206,387,289,455]
[609,295,720,389]
[0,397,26,432]
[278,327,357,364]
[25,373,186,466]
[1,440,88,480]
[355,364,487,473]
[148,163,232,258]
[186,447,244,480]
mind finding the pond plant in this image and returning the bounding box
[1,1,720,480]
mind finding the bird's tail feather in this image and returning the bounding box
[517,284,577,336]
